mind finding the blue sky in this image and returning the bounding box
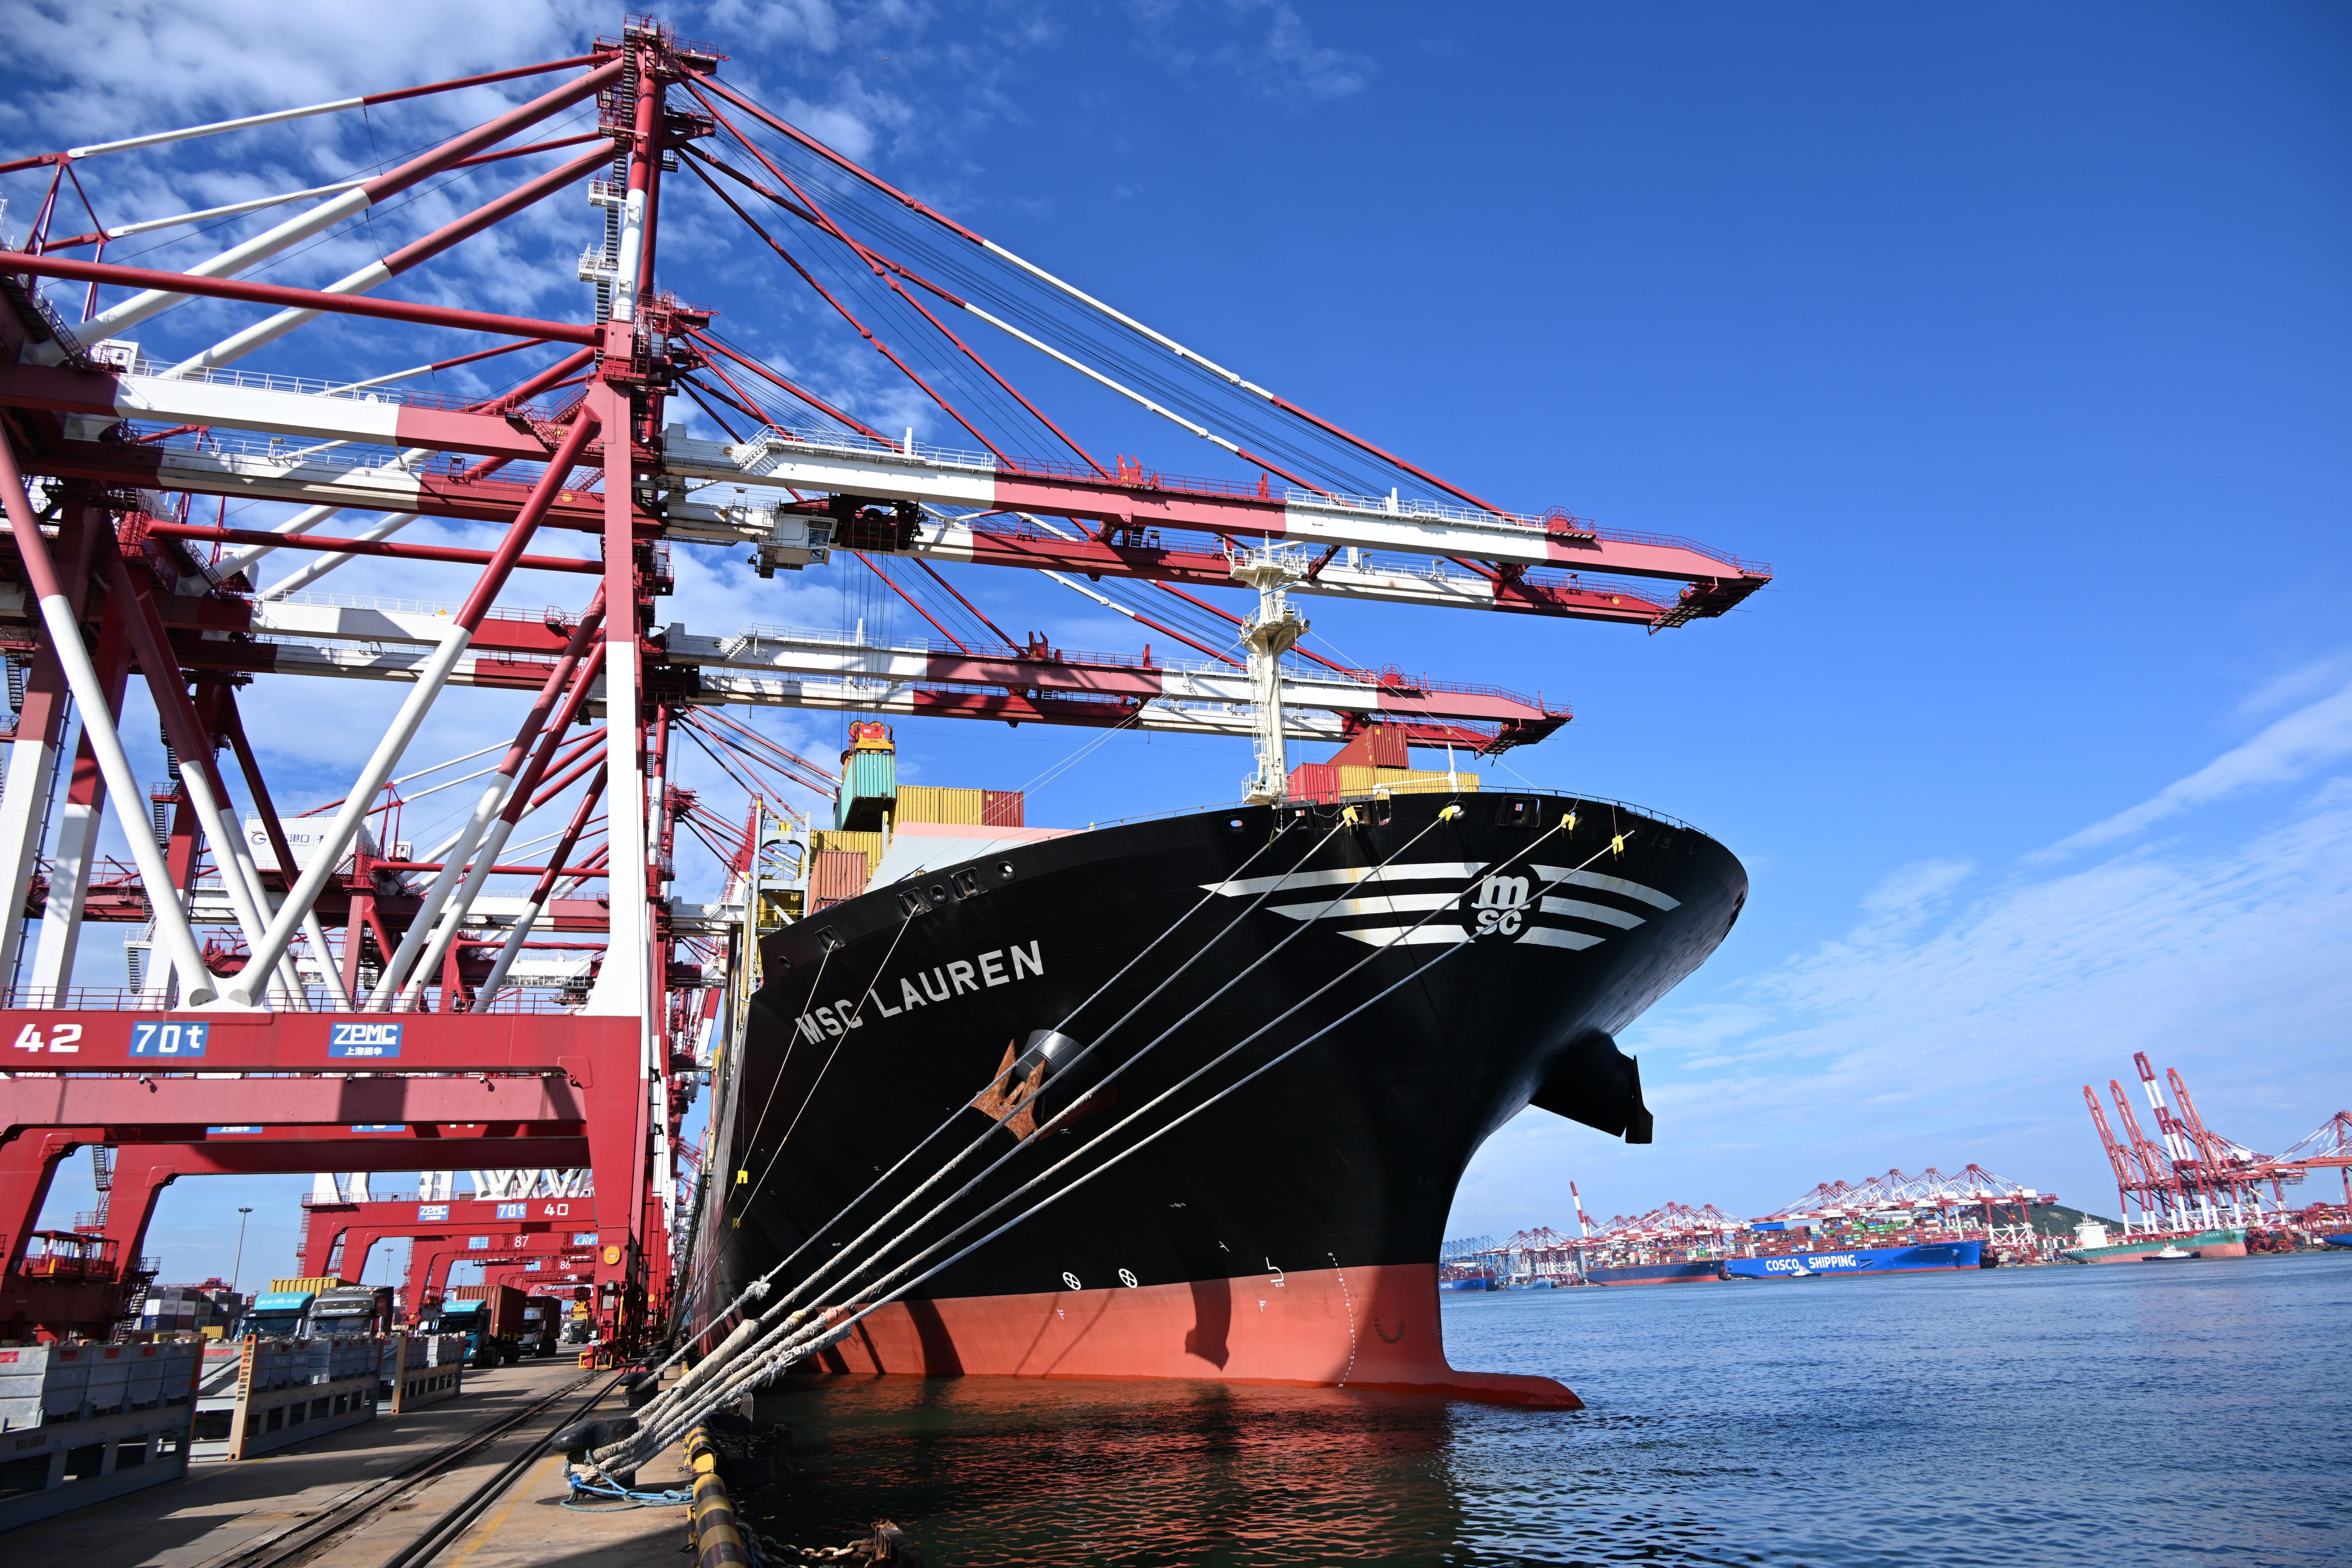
[5,2,2349,1282]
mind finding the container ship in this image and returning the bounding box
[2060,1222,2248,1262]
[1717,1240,1983,1277]
[698,726,1749,1405]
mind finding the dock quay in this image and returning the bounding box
[2,1360,696,1568]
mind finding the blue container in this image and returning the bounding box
[836,747,898,830]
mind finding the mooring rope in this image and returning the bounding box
[632,813,1347,1421]
[607,813,1623,1469]
[739,807,1452,1346]
[642,808,1308,1381]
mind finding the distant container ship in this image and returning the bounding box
[1582,1243,1986,1284]
[1585,1260,1723,1287]
[2061,1223,2248,1263]
[1720,1241,1984,1278]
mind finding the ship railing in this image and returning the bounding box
[853,787,1706,848]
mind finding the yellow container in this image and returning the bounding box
[1383,771,1480,797]
[895,785,986,826]
[269,1276,347,1293]
[1337,767,1479,797]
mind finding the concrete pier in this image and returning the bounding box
[3,1361,692,1568]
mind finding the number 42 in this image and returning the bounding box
[11,1024,82,1054]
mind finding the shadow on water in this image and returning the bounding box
[751,1375,1483,1566]
[745,1255,2352,1567]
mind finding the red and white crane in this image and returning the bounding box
[2081,1053,2344,1239]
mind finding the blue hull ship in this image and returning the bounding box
[1721,1241,1984,1279]
[1586,1261,1725,1287]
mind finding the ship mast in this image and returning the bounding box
[1232,544,1310,804]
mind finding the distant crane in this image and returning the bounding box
[2081,1053,2342,1237]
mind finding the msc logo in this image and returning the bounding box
[329,1022,402,1058]
[1462,872,1531,940]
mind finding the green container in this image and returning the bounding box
[836,748,898,831]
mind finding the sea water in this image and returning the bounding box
[745,1252,2350,1565]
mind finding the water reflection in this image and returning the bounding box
[752,1375,1480,1565]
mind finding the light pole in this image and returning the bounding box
[230,1206,254,1293]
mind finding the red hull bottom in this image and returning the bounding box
[810,1261,1580,1408]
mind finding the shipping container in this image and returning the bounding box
[810,831,886,883]
[1337,766,1480,797]
[1285,763,1342,802]
[809,848,872,912]
[836,748,898,830]
[1330,727,1410,769]
[897,785,985,825]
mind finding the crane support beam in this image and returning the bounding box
[89,602,1555,751]
[1,1073,586,1128]
[203,598,1565,729]
[21,430,1705,623]
[700,428,1767,592]
[0,366,1766,609]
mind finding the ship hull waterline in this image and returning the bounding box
[700,791,1748,1407]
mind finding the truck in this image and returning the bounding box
[436,1284,527,1367]
[235,1279,393,1339]
[310,1284,395,1337]
[517,1296,564,1358]
[238,1289,316,1338]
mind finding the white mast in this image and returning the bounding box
[1231,544,1310,804]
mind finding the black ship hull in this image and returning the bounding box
[699,791,1745,1403]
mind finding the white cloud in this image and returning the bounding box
[0,1,598,146]
[1849,857,1975,941]
[2038,674,2352,858]
[1128,0,1373,106]
[1454,683,2352,1234]
[1239,1,1372,102]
